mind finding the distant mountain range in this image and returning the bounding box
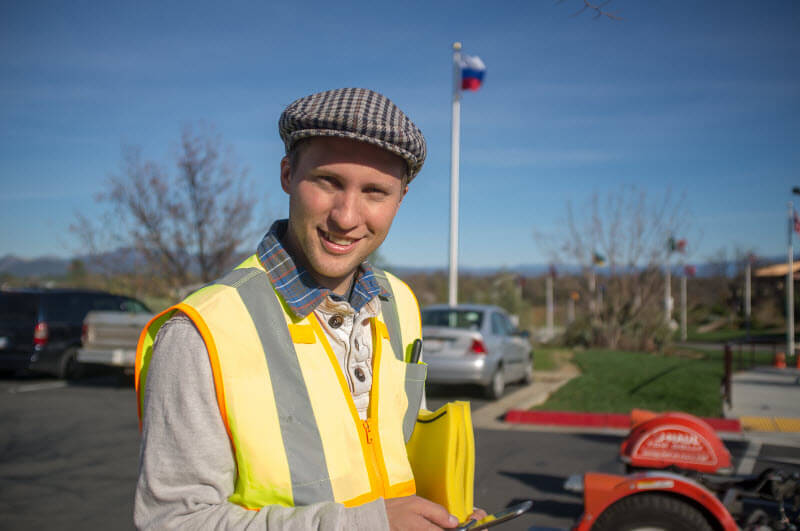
[396,256,796,278]
[0,255,74,277]
[1,250,791,279]
[0,248,148,277]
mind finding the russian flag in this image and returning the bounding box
[459,54,486,91]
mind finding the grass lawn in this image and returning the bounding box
[534,348,731,417]
[533,347,564,371]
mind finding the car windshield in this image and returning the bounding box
[120,299,151,313]
[422,309,483,330]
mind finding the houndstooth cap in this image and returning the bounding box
[279,88,426,181]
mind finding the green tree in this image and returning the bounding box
[67,259,88,286]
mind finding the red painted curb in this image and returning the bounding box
[504,410,742,433]
[704,417,742,432]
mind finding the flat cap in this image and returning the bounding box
[279,88,426,181]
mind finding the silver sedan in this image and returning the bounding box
[421,304,533,399]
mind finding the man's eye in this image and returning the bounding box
[316,175,338,187]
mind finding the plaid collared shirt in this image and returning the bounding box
[256,220,390,318]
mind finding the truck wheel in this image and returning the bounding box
[592,494,713,531]
[485,367,505,400]
[58,348,85,381]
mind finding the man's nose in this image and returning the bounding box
[329,191,361,230]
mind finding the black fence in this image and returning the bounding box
[721,341,789,409]
[730,341,780,371]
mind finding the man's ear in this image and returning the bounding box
[280,156,292,194]
[398,184,409,205]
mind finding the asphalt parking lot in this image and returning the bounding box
[2,373,799,531]
[0,374,589,530]
[0,375,528,529]
[1,373,139,530]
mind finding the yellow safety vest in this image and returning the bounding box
[135,255,426,510]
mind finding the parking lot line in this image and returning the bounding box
[9,381,68,393]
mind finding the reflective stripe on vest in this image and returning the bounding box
[373,269,426,442]
[135,255,425,509]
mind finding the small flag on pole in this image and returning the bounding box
[667,236,687,253]
[684,265,696,277]
[459,54,486,91]
[793,209,800,235]
[592,251,606,266]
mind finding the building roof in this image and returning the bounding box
[754,262,800,278]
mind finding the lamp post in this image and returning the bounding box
[790,188,800,361]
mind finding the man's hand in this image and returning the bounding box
[385,495,458,530]
[466,507,488,523]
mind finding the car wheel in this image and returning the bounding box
[591,493,713,531]
[522,354,534,385]
[57,348,85,380]
[485,367,505,400]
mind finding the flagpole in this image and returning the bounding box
[745,257,751,342]
[788,202,794,360]
[448,42,462,307]
[680,274,687,341]
[597,282,603,312]
[665,262,671,324]
[546,273,554,335]
[589,267,596,319]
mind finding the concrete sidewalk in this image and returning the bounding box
[725,365,800,434]
[471,364,579,430]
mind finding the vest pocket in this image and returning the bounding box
[403,362,427,441]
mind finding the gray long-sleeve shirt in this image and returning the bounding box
[134,315,390,530]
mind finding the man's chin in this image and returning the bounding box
[310,258,363,286]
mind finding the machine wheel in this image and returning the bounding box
[485,366,505,400]
[591,493,713,531]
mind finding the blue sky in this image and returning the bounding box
[1,0,798,269]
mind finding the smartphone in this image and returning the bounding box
[450,499,533,531]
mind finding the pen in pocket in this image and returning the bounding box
[409,338,422,363]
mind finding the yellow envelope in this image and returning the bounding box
[406,401,475,522]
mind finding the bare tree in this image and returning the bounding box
[74,124,257,291]
[558,0,623,20]
[536,186,697,350]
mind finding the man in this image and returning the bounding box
[135,88,483,530]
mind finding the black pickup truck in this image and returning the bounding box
[0,288,149,379]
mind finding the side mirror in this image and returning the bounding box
[515,329,530,338]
